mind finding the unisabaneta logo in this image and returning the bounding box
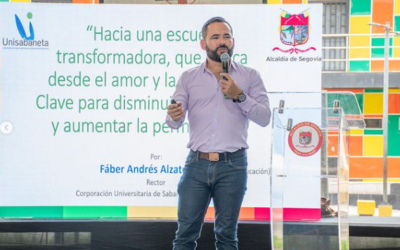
[2,12,49,49]
[15,12,35,41]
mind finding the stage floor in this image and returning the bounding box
[0,216,400,250]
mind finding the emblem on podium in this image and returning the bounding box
[288,121,323,157]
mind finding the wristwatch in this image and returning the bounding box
[233,92,246,103]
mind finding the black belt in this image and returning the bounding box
[198,152,225,162]
[195,149,244,162]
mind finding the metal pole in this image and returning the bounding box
[382,22,389,204]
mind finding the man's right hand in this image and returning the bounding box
[168,103,184,121]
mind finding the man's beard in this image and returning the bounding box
[206,44,234,62]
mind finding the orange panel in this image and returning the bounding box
[205,207,255,220]
[325,89,363,93]
[328,131,339,135]
[388,158,400,177]
[238,207,255,220]
[348,136,363,156]
[350,157,383,178]
[73,0,99,3]
[283,0,302,3]
[328,135,339,156]
[389,60,400,71]
[364,114,384,118]
[205,207,215,220]
[371,60,384,72]
[372,0,394,34]
[370,61,400,71]
[389,93,400,113]
[350,157,400,178]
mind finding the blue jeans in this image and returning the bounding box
[173,149,248,250]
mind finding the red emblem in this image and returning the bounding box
[273,9,316,54]
[288,122,323,157]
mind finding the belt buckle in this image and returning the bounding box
[209,153,219,162]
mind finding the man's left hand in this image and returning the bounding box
[219,73,242,100]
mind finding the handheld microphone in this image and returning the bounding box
[220,53,230,99]
[220,53,229,80]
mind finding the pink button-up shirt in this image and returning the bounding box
[166,61,271,153]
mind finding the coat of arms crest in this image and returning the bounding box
[273,9,316,54]
[299,131,312,145]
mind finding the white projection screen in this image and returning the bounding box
[0,3,322,220]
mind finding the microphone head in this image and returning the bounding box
[220,52,230,62]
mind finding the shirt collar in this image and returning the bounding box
[202,59,237,74]
[230,60,238,71]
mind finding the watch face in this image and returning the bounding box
[238,93,246,102]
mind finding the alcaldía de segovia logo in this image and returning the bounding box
[272,9,316,54]
[2,12,49,49]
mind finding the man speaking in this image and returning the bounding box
[166,17,271,250]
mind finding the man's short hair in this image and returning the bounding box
[201,17,233,40]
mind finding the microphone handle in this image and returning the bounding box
[221,61,228,80]
[221,61,229,99]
